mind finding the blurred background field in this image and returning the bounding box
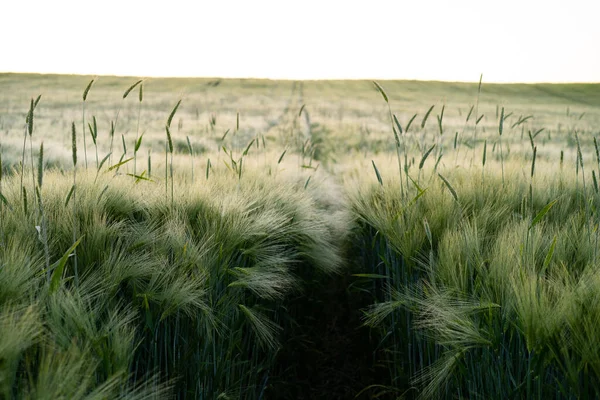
[2,73,599,171]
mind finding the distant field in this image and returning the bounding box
[1,73,600,399]
[1,73,599,169]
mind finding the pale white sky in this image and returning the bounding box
[2,0,599,82]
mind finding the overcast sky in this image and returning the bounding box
[2,0,599,82]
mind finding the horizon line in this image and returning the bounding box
[2,71,599,85]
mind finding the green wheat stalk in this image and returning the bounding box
[165,99,181,207]
[71,122,79,288]
[186,136,194,183]
[529,146,537,213]
[148,149,152,179]
[82,79,94,170]
[498,106,505,186]
[27,99,37,214]
[481,139,487,188]
[471,74,483,165]
[575,132,591,242]
[20,95,41,200]
[36,142,50,277]
[87,115,99,169]
[373,81,404,197]
[134,83,143,175]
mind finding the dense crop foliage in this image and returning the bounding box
[0,170,344,398]
[352,169,600,398]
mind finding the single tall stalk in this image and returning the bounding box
[373,81,404,198]
[71,122,79,288]
[21,96,41,202]
[186,136,194,184]
[82,79,94,170]
[498,106,505,186]
[148,149,152,179]
[482,139,487,189]
[576,133,591,242]
[20,123,27,202]
[166,100,182,208]
[165,126,174,206]
[109,120,116,165]
[36,142,50,278]
[594,138,600,262]
[123,79,143,168]
[165,129,169,201]
[88,115,99,169]
[134,84,143,175]
[529,145,537,213]
[27,99,38,214]
[471,74,483,166]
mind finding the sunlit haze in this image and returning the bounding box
[2,0,599,83]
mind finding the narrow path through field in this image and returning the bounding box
[266,100,387,399]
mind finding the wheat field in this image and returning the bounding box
[1,73,600,399]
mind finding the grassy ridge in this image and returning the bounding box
[0,169,345,398]
[351,166,600,398]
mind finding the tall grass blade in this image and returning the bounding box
[135,133,144,152]
[531,146,537,178]
[108,157,134,172]
[49,237,83,294]
[405,114,418,133]
[530,199,558,229]
[97,152,111,171]
[27,99,34,136]
[37,142,44,188]
[511,115,532,128]
[528,130,535,149]
[541,236,557,274]
[165,127,173,154]
[482,140,487,166]
[22,187,28,215]
[372,160,383,186]
[438,173,458,202]
[82,79,94,101]
[421,105,435,129]
[466,105,474,122]
[123,80,143,99]
[167,100,182,128]
[304,175,311,189]
[278,149,287,164]
[372,81,389,103]
[0,192,8,208]
[499,107,505,136]
[71,122,77,166]
[437,105,445,135]
[532,128,544,138]
[419,145,436,170]
[64,185,75,207]
[243,139,255,156]
[393,114,403,135]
